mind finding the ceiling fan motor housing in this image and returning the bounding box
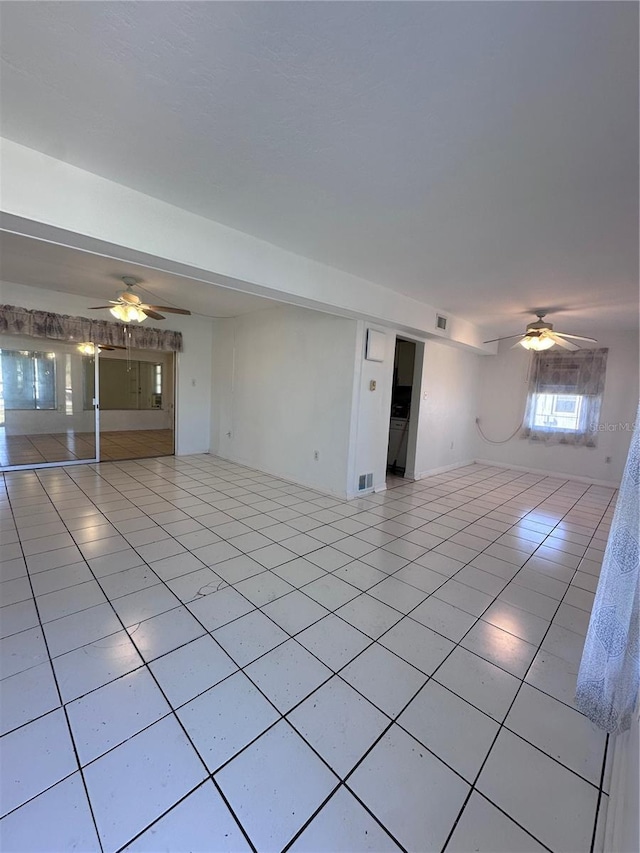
[526,319,553,334]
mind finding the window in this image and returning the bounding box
[522,349,608,446]
[0,349,57,410]
[530,393,583,432]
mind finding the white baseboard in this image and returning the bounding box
[473,459,621,489]
[409,459,476,480]
[210,450,348,500]
[604,705,639,853]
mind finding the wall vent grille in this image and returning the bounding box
[358,473,374,491]
[436,314,448,331]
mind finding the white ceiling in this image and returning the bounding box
[0,232,279,318]
[1,2,638,336]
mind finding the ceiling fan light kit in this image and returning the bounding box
[91,277,192,323]
[519,334,554,351]
[484,313,598,352]
[109,303,147,323]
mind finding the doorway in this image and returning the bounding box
[386,337,416,486]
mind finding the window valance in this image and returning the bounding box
[0,304,183,353]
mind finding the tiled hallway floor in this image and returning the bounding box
[0,457,614,852]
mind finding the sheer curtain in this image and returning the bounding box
[576,402,639,733]
[521,348,608,446]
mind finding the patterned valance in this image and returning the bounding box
[0,304,183,353]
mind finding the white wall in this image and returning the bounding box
[411,339,481,478]
[1,138,490,351]
[0,280,213,455]
[475,331,639,485]
[350,325,481,496]
[210,305,358,497]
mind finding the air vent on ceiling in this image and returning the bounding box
[436,314,448,331]
[358,473,374,491]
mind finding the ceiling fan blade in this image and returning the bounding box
[483,334,524,344]
[553,332,598,343]
[145,305,191,315]
[142,309,165,320]
[98,344,127,351]
[548,333,580,351]
[90,306,114,309]
[98,346,116,351]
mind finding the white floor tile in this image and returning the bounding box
[83,715,207,852]
[303,575,360,610]
[0,460,613,853]
[235,570,294,606]
[67,667,170,765]
[482,600,549,646]
[245,639,331,713]
[434,579,494,616]
[401,677,500,783]
[262,589,329,634]
[525,647,581,709]
[110,585,181,628]
[446,791,547,853]
[53,630,143,703]
[348,725,469,852]
[336,593,403,639]
[289,786,402,852]
[505,683,607,785]
[0,659,60,735]
[122,780,251,852]
[216,720,338,852]
[434,646,520,722]
[0,772,100,853]
[150,634,238,708]
[296,614,371,671]
[126,605,206,661]
[477,728,598,853]
[288,676,388,777]
[368,576,427,614]
[460,619,537,678]
[340,643,426,717]
[178,670,279,772]
[0,709,77,817]
[379,617,455,675]
[165,567,225,603]
[410,596,477,642]
[213,610,288,667]
[0,626,48,680]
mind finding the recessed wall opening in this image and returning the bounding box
[386,337,417,487]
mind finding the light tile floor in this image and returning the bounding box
[0,457,614,852]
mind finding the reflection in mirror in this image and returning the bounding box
[0,339,96,467]
[84,358,164,410]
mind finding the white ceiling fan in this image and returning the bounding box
[484,313,598,351]
[90,277,192,322]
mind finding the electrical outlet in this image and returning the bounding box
[313,450,319,461]
[605,456,612,463]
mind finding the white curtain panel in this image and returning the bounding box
[576,402,640,733]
